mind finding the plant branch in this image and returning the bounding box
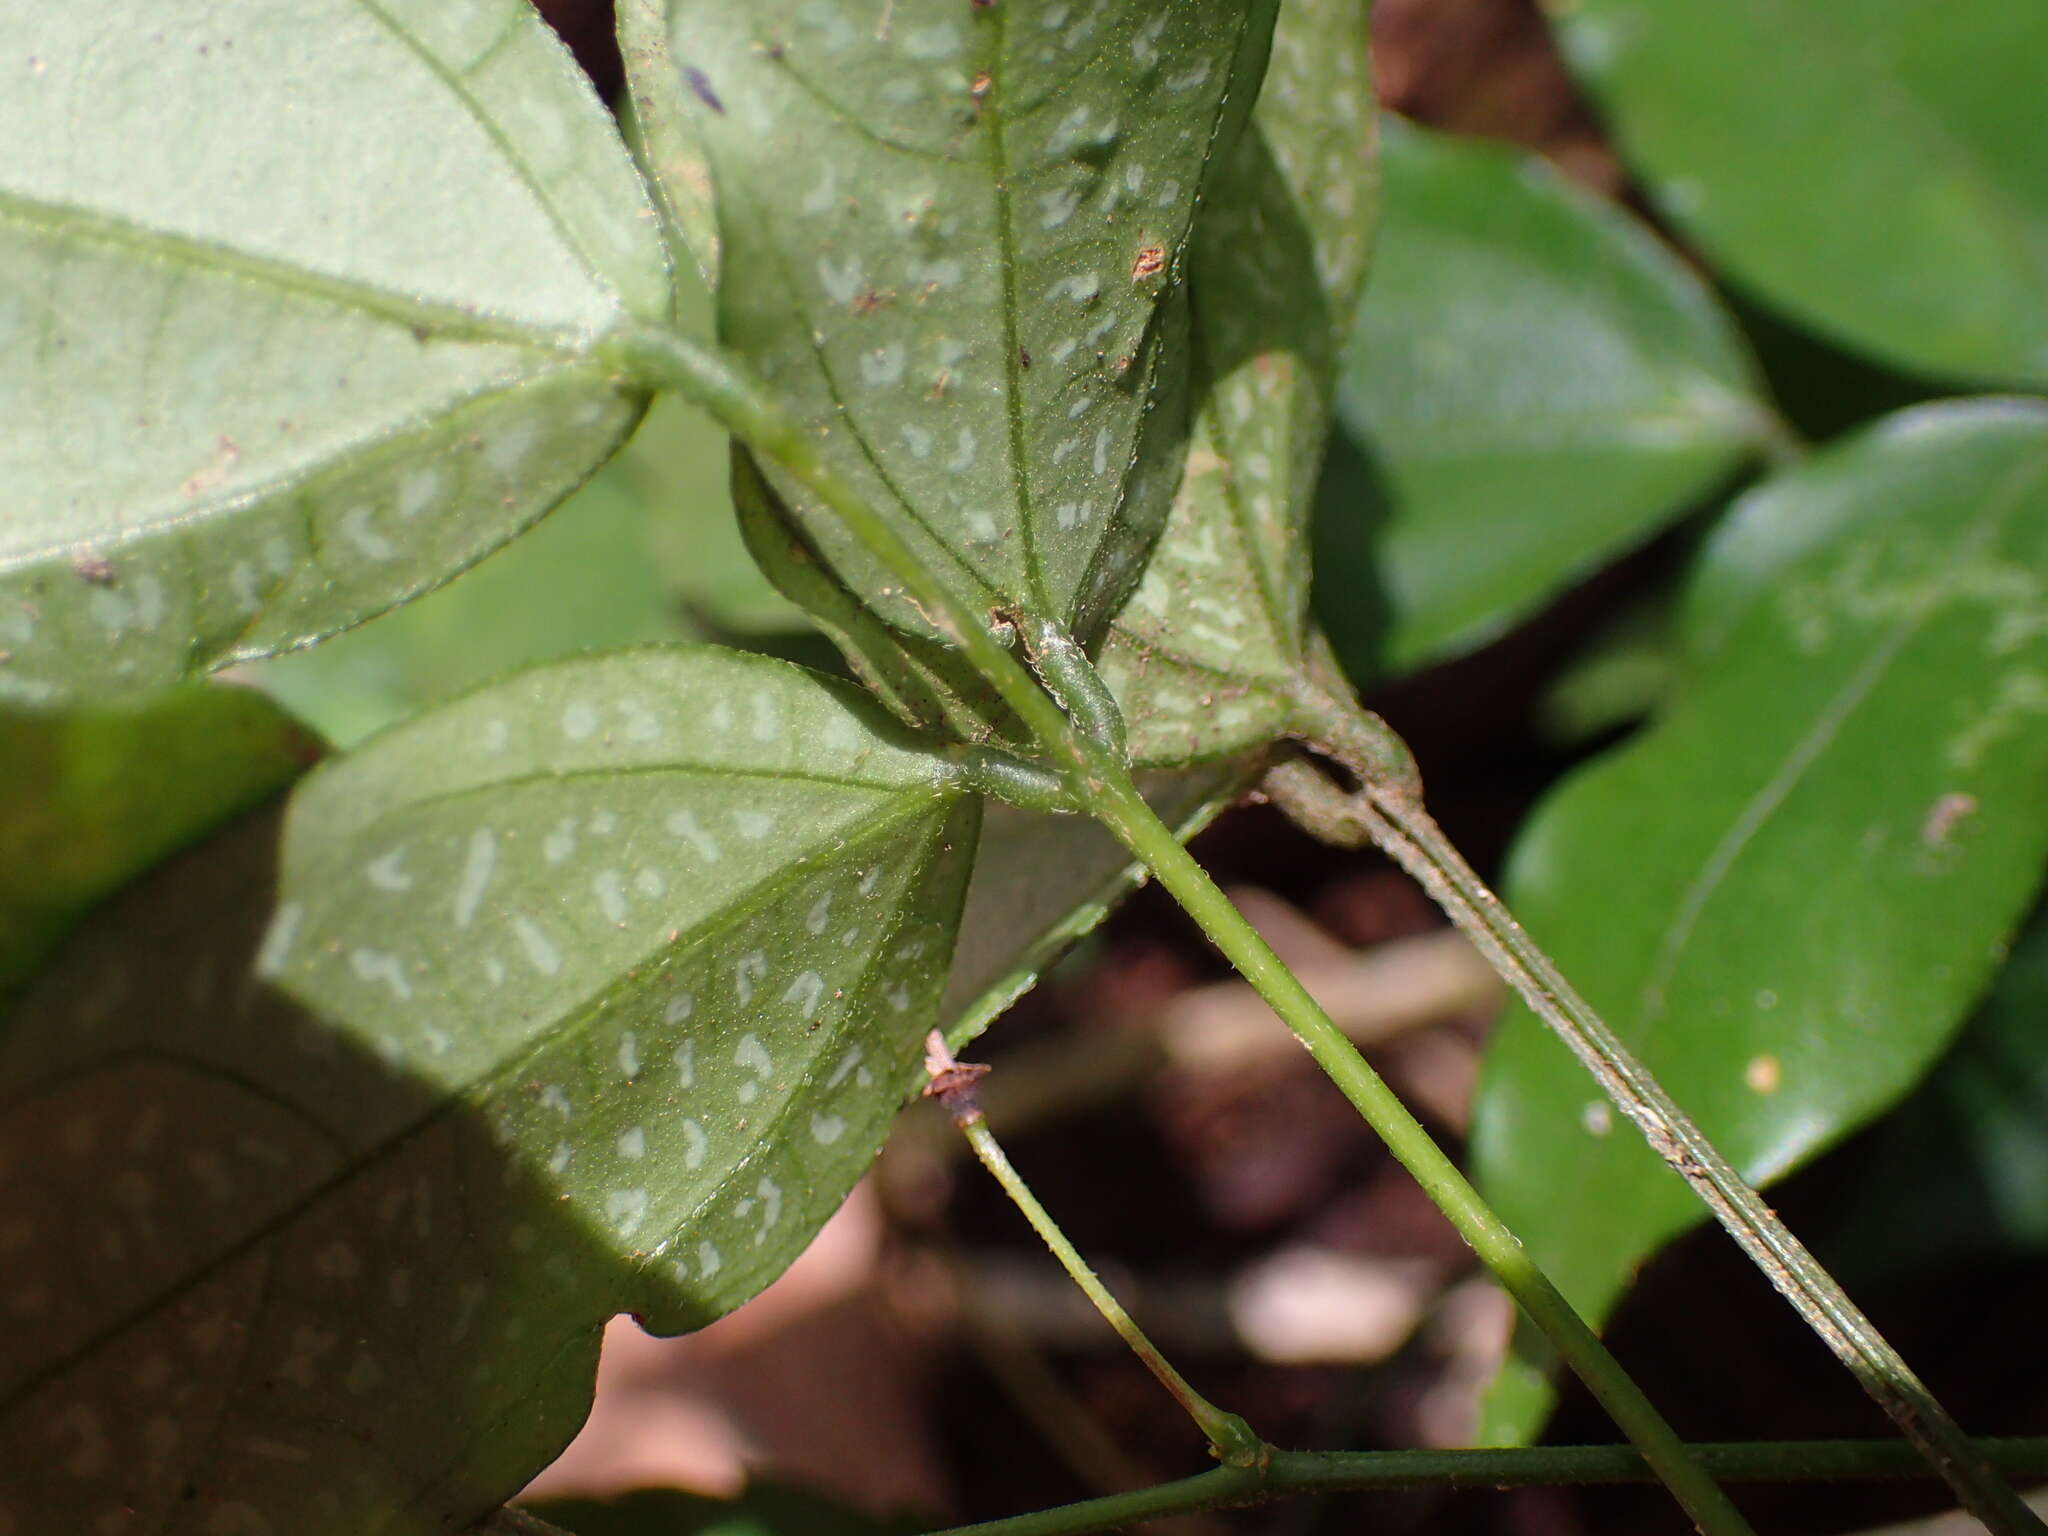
[615,319,1745,1532]
[1071,767,1754,1536]
[924,1439,2048,1536]
[1268,701,2047,1536]
[923,1033,1264,1469]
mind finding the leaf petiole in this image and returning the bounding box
[923,1033,1266,1471]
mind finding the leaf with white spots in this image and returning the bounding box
[642,0,1278,656]
[1096,0,1378,765]
[1471,401,2048,1441]
[0,684,316,993]
[0,0,671,705]
[0,648,979,1533]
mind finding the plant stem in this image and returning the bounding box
[616,323,1745,1531]
[926,1033,1262,1467]
[1074,770,1754,1536]
[1267,702,2046,1536]
[924,1439,2048,1536]
[608,327,1085,768]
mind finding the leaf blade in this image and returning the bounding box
[0,0,672,702]
[1471,400,2048,1439]
[1097,0,1378,764]
[660,0,1276,650]
[1315,117,1773,682]
[1549,0,2048,385]
[0,648,977,1532]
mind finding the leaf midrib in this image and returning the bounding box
[984,2,1050,618]
[352,0,647,330]
[297,752,949,858]
[1545,439,2048,1231]
[0,186,592,358]
[0,791,950,1411]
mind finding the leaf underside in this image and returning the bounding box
[1472,401,2048,1440]
[667,0,1277,651]
[1097,0,1377,765]
[0,648,977,1534]
[0,0,670,705]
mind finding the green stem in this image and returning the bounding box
[607,326,1083,765]
[1269,699,2045,1536]
[1075,770,1754,1536]
[943,1075,1261,1467]
[614,323,1742,1531]
[925,1439,2048,1536]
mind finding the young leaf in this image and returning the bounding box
[0,684,315,991]
[1548,0,2048,386]
[0,649,978,1534]
[652,0,1278,653]
[1095,0,1378,765]
[1471,400,2048,1440]
[0,0,670,705]
[1314,117,1776,683]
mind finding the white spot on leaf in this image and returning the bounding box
[511,916,561,975]
[453,828,497,928]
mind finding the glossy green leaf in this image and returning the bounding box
[0,0,670,705]
[1548,0,2048,385]
[0,648,979,1534]
[1819,904,2048,1286]
[1315,117,1774,682]
[655,0,1276,652]
[1471,400,2048,1440]
[0,685,315,991]
[1098,0,1376,765]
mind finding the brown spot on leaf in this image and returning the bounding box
[1131,244,1166,280]
[72,554,116,585]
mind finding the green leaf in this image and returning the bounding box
[1818,903,2048,1285]
[654,0,1277,652]
[0,685,315,991]
[243,404,701,749]
[0,0,671,705]
[1548,0,2048,386]
[242,258,807,750]
[1471,400,2048,1440]
[1315,117,1774,683]
[1098,0,1378,765]
[0,648,978,1534]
